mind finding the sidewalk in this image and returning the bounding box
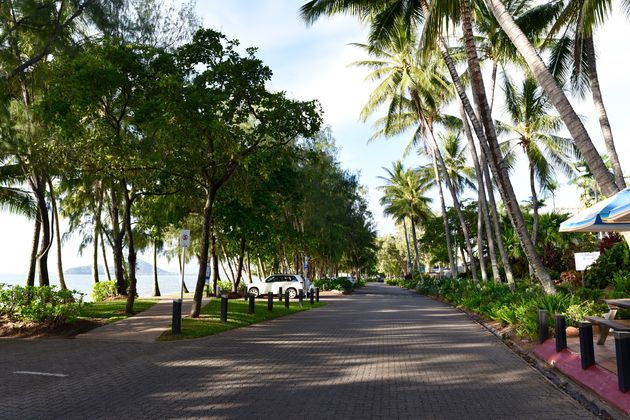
[76,294,210,342]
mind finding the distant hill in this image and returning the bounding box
[65,259,172,275]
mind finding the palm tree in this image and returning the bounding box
[301,0,555,292]
[547,0,625,190]
[500,75,580,249]
[483,0,617,199]
[379,161,433,272]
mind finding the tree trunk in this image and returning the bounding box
[123,183,137,315]
[93,190,103,284]
[101,233,111,281]
[152,240,161,297]
[410,217,420,271]
[402,217,413,273]
[476,195,488,282]
[425,121,478,281]
[482,158,515,288]
[485,0,618,198]
[246,252,253,283]
[110,187,126,294]
[585,36,625,189]
[212,232,219,297]
[489,61,498,113]
[530,160,539,247]
[49,179,67,290]
[233,238,246,292]
[26,216,41,287]
[431,148,456,277]
[33,177,51,287]
[191,188,216,317]
[459,0,554,292]
[460,102,500,282]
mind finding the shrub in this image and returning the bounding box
[217,281,232,294]
[584,241,630,289]
[0,284,83,325]
[314,277,354,292]
[90,280,118,302]
[564,302,600,327]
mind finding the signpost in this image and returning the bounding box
[172,229,190,335]
[575,252,600,271]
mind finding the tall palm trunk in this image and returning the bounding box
[485,0,618,198]
[459,0,553,292]
[431,147,456,276]
[425,121,478,281]
[460,102,499,281]
[410,217,420,271]
[402,217,413,273]
[26,217,41,286]
[476,187,488,282]
[529,161,539,247]
[482,158,515,288]
[584,36,625,189]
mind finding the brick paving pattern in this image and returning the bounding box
[0,283,593,419]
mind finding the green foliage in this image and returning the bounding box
[79,299,157,320]
[314,277,354,292]
[217,281,232,294]
[584,241,630,289]
[0,284,84,325]
[90,280,118,302]
[411,276,605,339]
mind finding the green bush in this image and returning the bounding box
[91,280,118,302]
[218,281,232,294]
[564,302,601,327]
[0,284,84,325]
[314,277,354,292]
[584,242,630,289]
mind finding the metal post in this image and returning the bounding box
[554,314,567,352]
[284,290,290,308]
[537,309,548,344]
[172,299,182,335]
[316,287,319,302]
[579,321,595,369]
[614,331,630,392]
[180,247,186,300]
[220,295,228,323]
[278,287,283,302]
[299,289,303,307]
[310,290,314,305]
[267,293,273,311]
[248,294,255,314]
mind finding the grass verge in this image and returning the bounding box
[158,298,326,341]
[79,299,158,323]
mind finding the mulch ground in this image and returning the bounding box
[0,316,107,339]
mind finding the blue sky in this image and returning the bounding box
[1,1,629,275]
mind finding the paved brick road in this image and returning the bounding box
[0,283,593,419]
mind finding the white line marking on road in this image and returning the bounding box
[13,371,68,377]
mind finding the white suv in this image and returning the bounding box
[247,274,313,298]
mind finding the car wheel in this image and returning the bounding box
[287,288,297,299]
[249,287,259,298]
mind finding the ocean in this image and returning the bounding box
[0,273,200,301]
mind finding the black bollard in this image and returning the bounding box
[285,290,290,308]
[614,331,630,392]
[244,289,248,301]
[278,287,283,302]
[579,321,595,369]
[220,295,228,323]
[310,290,314,305]
[554,314,567,352]
[267,293,273,311]
[248,294,255,314]
[316,287,319,302]
[538,309,549,344]
[172,299,182,335]
[299,289,304,307]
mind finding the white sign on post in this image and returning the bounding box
[575,252,600,271]
[180,229,191,248]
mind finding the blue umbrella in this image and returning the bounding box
[559,187,630,232]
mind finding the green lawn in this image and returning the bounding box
[158,297,326,341]
[79,299,158,322]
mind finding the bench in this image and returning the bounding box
[585,314,630,344]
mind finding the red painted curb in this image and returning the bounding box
[534,340,630,414]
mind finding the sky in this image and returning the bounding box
[1,1,629,275]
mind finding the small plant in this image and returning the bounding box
[91,280,118,302]
[564,302,600,327]
[0,284,84,325]
[217,281,232,294]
